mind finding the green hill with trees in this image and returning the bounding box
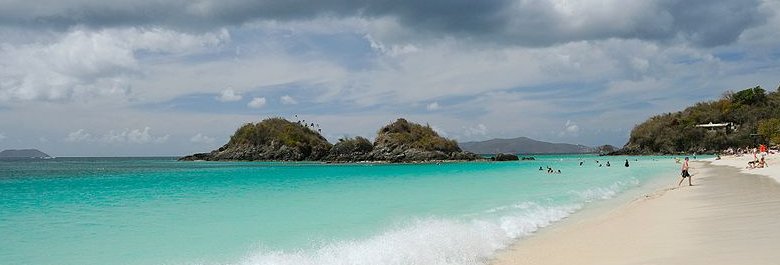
[180,118,332,161]
[617,85,780,154]
[366,118,479,162]
[180,117,480,162]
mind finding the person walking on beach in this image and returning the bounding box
[678,157,692,186]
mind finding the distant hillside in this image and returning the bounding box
[0,149,51,158]
[459,137,592,154]
[618,86,780,154]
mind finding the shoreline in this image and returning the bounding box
[490,156,780,265]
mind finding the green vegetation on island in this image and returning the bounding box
[180,118,481,162]
[182,118,332,161]
[617,86,780,154]
[0,149,51,158]
[367,118,479,162]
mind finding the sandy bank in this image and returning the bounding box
[491,160,780,265]
[711,153,779,183]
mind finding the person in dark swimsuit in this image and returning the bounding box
[678,157,692,186]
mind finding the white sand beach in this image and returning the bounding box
[491,154,780,265]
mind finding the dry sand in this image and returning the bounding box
[491,154,780,265]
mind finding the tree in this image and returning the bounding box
[731,86,766,106]
[758,118,780,145]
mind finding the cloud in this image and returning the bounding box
[65,129,91,142]
[559,120,580,137]
[247,97,267,108]
[426,102,440,111]
[190,133,215,144]
[0,133,5,141]
[0,0,767,47]
[280,95,298,105]
[216,89,242,102]
[0,27,229,102]
[65,127,168,144]
[565,120,579,133]
[464,124,488,137]
[104,127,169,144]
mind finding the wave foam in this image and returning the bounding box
[235,203,578,265]
[575,179,640,202]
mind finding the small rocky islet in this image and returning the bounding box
[180,118,484,163]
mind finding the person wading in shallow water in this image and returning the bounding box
[678,157,692,186]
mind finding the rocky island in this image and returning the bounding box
[180,118,482,163]
[0,149,51,159]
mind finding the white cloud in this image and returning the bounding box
[127,127,153,143]
[216,88,242,102]
[247,97,267,108]
[280,95,298,105]
[66,127,168,144]
[0,133,6,141]
[105,127,169,144]
[65,129,91,142]
[0,27,229,102]
[565,120,580,133]
[559,120,580,137]
[464,124,488,137]
[426,102,440,111]
[190,133,216,144]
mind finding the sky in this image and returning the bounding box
[0,0,779,156]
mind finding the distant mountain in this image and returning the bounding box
[0,149,51,158]
[459,137,593,154]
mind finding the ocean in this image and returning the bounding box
[0,155,683,265]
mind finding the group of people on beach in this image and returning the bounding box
[678,144,773,187]
[726,144,777,157]
[747,144,770,169]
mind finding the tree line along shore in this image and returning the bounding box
[611,85,780,155]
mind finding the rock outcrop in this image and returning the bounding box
[180,118,332,161]
[323,136,373,162]
[492,153,519,161]
[181,117,482,163]
[363,118,481,162]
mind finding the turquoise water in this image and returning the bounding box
[0,155,683,265]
